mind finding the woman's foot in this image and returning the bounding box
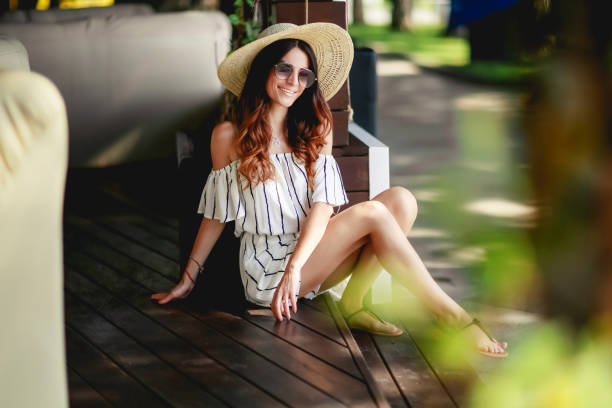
[461,318,508,358]
[338,301,403,336]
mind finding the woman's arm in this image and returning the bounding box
[287,127,336,270]
[271,130,335,320]
[151,121,237,304]
[151,217,226,304]
[271,202,333,320]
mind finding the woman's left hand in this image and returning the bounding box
[271,266,301,321]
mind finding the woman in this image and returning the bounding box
[151,23,508,357]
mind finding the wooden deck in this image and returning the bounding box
[63,161,484,407]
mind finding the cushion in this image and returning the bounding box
[0,3,154,23]
[0,34,29,70]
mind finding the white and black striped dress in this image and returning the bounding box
[198,152,348,306]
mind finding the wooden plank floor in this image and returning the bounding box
[63,162,471,407]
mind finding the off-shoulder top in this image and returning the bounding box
[197,152,348,236]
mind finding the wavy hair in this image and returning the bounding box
[234,39,333,189]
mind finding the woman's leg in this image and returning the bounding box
[320,187,418,314]
[299,188,507,354]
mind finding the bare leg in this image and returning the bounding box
[299,187,507,354]
[321,187,418,313]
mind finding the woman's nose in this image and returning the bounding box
[286,70,299,86]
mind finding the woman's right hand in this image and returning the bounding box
[150,273,196,304]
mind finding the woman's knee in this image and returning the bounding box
[386,186,418,233]
[352,200,392,227]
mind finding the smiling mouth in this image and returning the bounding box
[279,87,297,96]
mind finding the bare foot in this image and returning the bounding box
[463,319,508,357]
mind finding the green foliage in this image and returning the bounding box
[228,0,260,49]
[349,23,541,84]
[228,13,240,25]
[349,24,469,66]
[470,323,612,407]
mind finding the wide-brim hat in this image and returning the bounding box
[217,22,354,101]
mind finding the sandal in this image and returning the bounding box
[461,318,508,358]
[338,303,403,336]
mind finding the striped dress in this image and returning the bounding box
[198,152,348,306]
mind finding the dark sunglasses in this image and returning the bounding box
[273,62,317,88]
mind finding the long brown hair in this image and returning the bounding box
[234,39,333,188]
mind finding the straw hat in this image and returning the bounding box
[217,22,354,101]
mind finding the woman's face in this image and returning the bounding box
[265,47,310,109]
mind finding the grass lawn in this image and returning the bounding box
[349,24,540,84]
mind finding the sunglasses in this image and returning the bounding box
[273,62,317,88]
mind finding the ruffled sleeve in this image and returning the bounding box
[311,154,348,207]
[197,161,245,222]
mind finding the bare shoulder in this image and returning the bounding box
[211,121,239,169]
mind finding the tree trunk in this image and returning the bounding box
[353,0,364,24]
[391,0,412,31]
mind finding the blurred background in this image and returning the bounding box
[345,0,612,405]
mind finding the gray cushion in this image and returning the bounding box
[0,35,29,70]
[0,10,231,166]
[0,4,154,23]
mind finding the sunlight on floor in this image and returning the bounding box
[453,92,522,113]
[377,59,421,76]
[424,259,460,269]
[478,305,542,325]
[390,154,418,167]
[449,246,486,264]
[460,160,503,173]
[413,189,443,202]
[463,198,535,219]
[408,227,450,238]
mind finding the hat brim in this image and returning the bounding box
[217,22,353,101]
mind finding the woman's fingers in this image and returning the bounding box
[150,292,174,304]
[271,276,300,321]
[289,289,298,314]
[271,291,284,321]
[282,297,291,320]
[150,292,169,301]
[150,286,184,305]
[158,293,176,304]
[291,297,297,314]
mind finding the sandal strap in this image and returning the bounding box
[344,307,386,324]
[462,318,495,342]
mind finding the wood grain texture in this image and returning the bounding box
[353,332,408,408]
[337,155,369,191]
[276,1,347,28]
[66,326,171,408]
[64,261,283,408]
[332,109,350,146]
[373,334,455,407]
[64,213,374,407]
[328,81,349,111]
[67,367,114,408]
[65,292,226,408]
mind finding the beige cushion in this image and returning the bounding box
[0,69,68,408]
[0,35,29,70]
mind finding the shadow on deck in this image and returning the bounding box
[63,162,484,408]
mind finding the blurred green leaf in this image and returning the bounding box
[228,14,240,26]
[470,323,612,408]
[245,22,254,44]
